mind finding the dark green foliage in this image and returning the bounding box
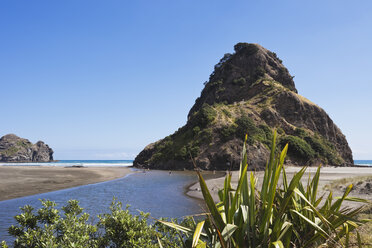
[151,124,211,162]
[151,136,174,162]
[255,66,266,78]
[285,127,342,165]
[192,126,201,136]
[256,124,273,147]
[219,117,273,146]
[188,145,199,158]
[2,199,192,248]
[279,135,315,161]
[304,135,328,156]
[206,80,223,89]
[6,200,98,248]
[175,146,188,160]
[220,124,237,141]
[98,201,157,248]
[1,199,198,248]
[294,127,307,138]
[199,128,213,144]
[192,104,217,128]
[174,143,200,161]
[232,77,246,86]
[304,135,341,165]
[235,116,259,144]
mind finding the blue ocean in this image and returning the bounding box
[354,160,372,166]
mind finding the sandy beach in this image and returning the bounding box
[0,166,134,201]
[187,166,372,206]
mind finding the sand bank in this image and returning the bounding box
[187,166,372,206]
[0,166,133,201]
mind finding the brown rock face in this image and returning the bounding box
[0,134,54,162]
[134,43,353,170]
[188,43,296,119]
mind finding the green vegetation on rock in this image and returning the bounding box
[144,97,345,169]
[0,147,19,157]
[191,104,217,128]
[279,135,315,161]
[304,135,341,164]
[232,77,246,86]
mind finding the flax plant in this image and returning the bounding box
[159,131,370,248]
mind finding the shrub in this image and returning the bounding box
[304,135,341,165]
[175,146,188,160]
[255,66,266,78]
[256,124,273,147]
[151,137,175,162]
[232,77,246,86]
[294,127,307,138]
[188,144,200,158]
[235,116,259,144]
[192,126,201,136]
[304,135,328,156]
[98,201,157,248]
[160,132,370,247]
[206,80,223,89]
[219,124,237,141]
[5,200,98,248]
[279,135,315,161]
[2,199,188,248]
[194,104,217,127]
[199,128,213,144]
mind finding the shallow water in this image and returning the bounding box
[0,170,204,243]
[0,160,133,167]
[354,160,372,166]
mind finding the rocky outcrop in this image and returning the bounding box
[134,43,353,170]
[0,134,54,162]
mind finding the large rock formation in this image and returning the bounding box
[134,43,353,170]
[0,134,54,162]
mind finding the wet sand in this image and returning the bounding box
[187,166,372,206]
[0,166,134,201]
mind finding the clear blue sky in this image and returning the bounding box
[1,1,371,160]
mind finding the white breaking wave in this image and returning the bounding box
[355,163,372,167]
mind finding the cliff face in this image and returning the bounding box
[134,43,353,170]
[0,134,54,162]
